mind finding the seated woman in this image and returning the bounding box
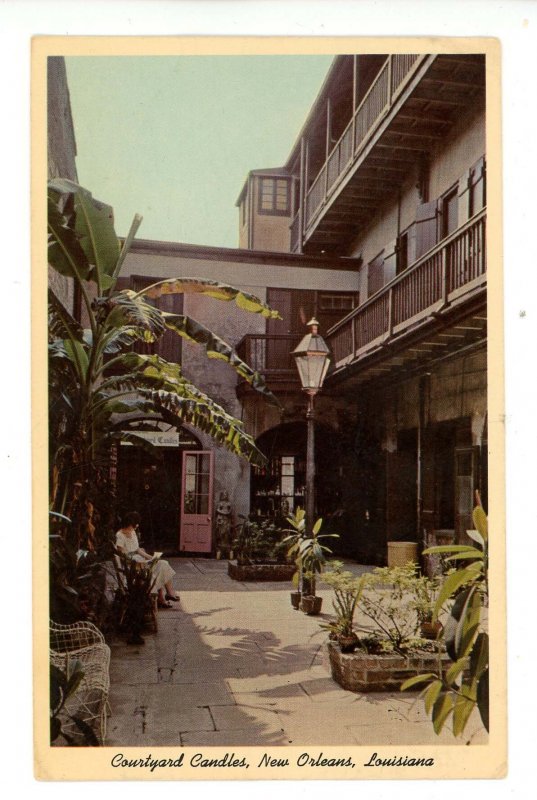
[115,512,180,608]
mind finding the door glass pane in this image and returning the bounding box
[184,453,211,514]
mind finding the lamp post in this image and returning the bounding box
[292,318,331,538]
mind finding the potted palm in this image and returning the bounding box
[296,518,338,615]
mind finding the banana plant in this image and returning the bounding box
[48,179,281,548]
[401,500,489,738]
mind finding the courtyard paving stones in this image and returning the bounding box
[105,557,487,747]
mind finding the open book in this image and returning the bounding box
[150,552,163,561]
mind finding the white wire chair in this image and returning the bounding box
[50,620,111,745]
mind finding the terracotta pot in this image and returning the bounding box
[300,595,322,615]
[290,591,301,610]
[338,632,359,653]
[420,620,443,640]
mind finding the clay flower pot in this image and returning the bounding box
[300,595,322,615]
[338,632,359,653]
[290,591,302,610]
[420,620,443,640]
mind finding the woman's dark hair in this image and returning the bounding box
[122,511,141,528]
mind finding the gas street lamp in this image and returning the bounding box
[292,318,331,537]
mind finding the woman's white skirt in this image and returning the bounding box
[149,559,175,592]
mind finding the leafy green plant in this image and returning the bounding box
[233,516,288,565]
[49,512,112,626]
[321,562,366,644]
[283,511,338,597]
[401,502,489,737]
[411,573,441,625]
[48,179,280,549]
[50,661,99,746]
[356,563,425,653]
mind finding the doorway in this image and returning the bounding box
[116,445,181,553]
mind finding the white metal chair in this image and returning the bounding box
[50,620,111,745]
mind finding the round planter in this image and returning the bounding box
[387,541,418,567]
[300,595,322,615]
[290,591,302,610]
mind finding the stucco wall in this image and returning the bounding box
[250,176,292,253]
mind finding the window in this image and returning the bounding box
[318,293,355,312]
[258,177,291,216]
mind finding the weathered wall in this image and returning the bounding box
[48,56,78,314]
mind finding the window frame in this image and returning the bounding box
[257,176,291,217]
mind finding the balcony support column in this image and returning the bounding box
[324,97,332,198]
[352,55,358,154]
[298,136,306,253]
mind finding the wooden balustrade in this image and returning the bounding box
[236,334,301,383]
[327,211,486,366]
[304,54,427,229]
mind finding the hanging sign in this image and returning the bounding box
[121,430,199,448]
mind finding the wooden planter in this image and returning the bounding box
[327,641,452,692]
[227,561,296,582]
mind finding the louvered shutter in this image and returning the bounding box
[414,201,438,259]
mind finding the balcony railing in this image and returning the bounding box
[236,333,301,389]
[303,54,423,232]
[327,210,486,367]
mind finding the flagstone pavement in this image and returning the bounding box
[106,557,487,748]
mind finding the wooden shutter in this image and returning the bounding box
[457,169,471,226]
[469,156,486,216]
[414,201,438,260]
[368,252,385,298]
[383,238,398,284]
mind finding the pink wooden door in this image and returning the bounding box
[180,451,214,553]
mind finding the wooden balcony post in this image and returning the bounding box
[325,97,331,198]
[387,286,395,339]
[441,245,449,306]
[298,136,305,251]
[352,55,358,155]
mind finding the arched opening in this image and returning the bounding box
[251,421,343,531]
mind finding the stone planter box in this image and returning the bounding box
[327,641,452,693]
[227,561,295,582]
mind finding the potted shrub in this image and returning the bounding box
[281,508,307,608]
[411,573,443,639]
[287,516,338,615]
[227,516,294,582]
[321,562,366,651]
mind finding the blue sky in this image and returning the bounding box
[66,55,333,247]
